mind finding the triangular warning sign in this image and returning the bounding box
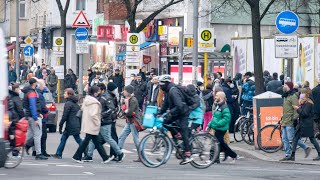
[72,11,91,27]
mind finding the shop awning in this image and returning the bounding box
[6,44,15,51]
[140,42,156,50]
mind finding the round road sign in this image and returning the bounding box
[75,28,89,41]
[55,38,63,46]
[275,10,299,34]
[201,30,212,42]
[129,35,139,44]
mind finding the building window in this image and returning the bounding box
[76,0,86,11]
[19,0,26,18]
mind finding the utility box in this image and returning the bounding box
[253,91,283,150]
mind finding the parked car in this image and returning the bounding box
[19,89,58,133]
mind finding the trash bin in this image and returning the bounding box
[253,91,283,150]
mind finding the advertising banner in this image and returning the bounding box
[232,39,247,74]
[170,65,202,85]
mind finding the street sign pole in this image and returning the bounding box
[192,0,199,85]
[204,52,208,88]
[57,57,61,103]
[79,54,83,101]
[179,31,184,85]
[15,0,20,82]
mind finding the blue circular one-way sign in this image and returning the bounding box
[75,28,89,41]
[275,11,299,34]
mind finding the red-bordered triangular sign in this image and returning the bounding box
[72,11,91,27]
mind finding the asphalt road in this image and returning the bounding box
[1,130,320,180]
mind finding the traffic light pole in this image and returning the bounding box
[15,0,20,82]
[192,0,199,85]
[178,31,183,85]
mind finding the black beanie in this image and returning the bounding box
[107,82,117,92]
[124,85,134,94]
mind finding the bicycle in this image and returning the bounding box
[240,118,254,145]
[233,107,253,142]
[138,115,220,169]
[257,120,308,153]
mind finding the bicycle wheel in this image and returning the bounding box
[138,132,172,168]
[5,146,24,169]
[241,120,254,145]
[257,124,283,153]
[190,133,220,169]
[234,117,246,142]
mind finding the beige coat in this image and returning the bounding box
[81,95,102,135]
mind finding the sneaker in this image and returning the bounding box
[133,158,141,162]
[313,156,320,161]
[42,152,51,157]
[180,156,193,165]
[305,147,311,158]
[229,158,237,164]
[32,151,36,157]
[279,156,294,161]
[35,154,48,160]
[82,156,93,162]
[12,149,19,156]
[72,158,83,164]
[102,156,115,164]
[51,154,62,159]
[114,153,125,162]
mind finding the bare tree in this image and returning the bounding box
[121,0,184,32]
[56,0,71,75]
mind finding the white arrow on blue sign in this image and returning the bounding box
[75,28,89,41]
[23,45,34,57]
[275,10,299,34]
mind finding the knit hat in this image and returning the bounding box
[107,82,117,92]
[285,82,294,90]
[124,85,134,94]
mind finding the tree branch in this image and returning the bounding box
[244,0,254,7]
[136,0,183,32]
[260,0,276,21]
[55,0,64,15]
[63,0,71,15]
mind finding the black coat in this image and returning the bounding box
[110,74,124,92]
[59,96,81,135]
[147,84,159,105]
[202,89,213,112]
[99,91,116,126]
[9,90,24,121]
[132,80,148,104]
[312,84,320,115]
[296,101,315,137]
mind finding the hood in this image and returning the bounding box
[9,90,19,97]
[83,95,100,107]
[21,86,34,94]
[249,77,255,82]
[67,95,78,103]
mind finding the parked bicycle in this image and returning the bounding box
[234,106,254,145]
[138,114,220,169]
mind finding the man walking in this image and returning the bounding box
[110,69,124,93]
[133,73,148,110]
[23,78,48,160]
[147,76,160,106]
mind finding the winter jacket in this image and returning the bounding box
[110,74,124,92]
[266,80,282,93]
[108,91,119,121]
[81,95,102,135]
[202,89,214,112]
[282,91,299,127]
[147,84,160,105]
[9,90,24,121]
[296,101,315,137]
[125,96,141,123]
[133,80,148,105]
[241,79,255,101]
[90,78,106,87]
[88,72,96,86]
[47,74,58,93]
[22,86,41,120]
[208,103,231,131]
[64,73,77,90]
[159,83,190,118]
[59,96,81,135]
[222,83,235,104]
[312,84,320,115]
[189,99,204,125]
[36,88,49,122]
[8,70,17,84]
[99,91,116,126]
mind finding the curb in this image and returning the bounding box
[232,146,320,166]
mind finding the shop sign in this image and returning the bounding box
[143,55,152,64]
[167,27,182,46]
[97,25,114,41]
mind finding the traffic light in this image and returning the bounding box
[184,37,193,47]
[41,28,53,49]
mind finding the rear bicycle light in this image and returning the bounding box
[46,103,56,111]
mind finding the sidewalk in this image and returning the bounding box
[229,135,320,166]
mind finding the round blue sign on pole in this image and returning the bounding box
[75,28,89,41]
[275,11,299,34]
[23,46,34,57]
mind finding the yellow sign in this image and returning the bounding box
[201,30,212,42]
[129,35,139,44]
[132,46,135,51]
[55,38,63,46]
[24,36,33,44]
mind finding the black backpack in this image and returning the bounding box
[172,85,200,111]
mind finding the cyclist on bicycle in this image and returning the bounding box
[157,75,192,165]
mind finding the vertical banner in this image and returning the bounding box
[232,40,247,75]
[246,39,254,73]
[316,37,320,84]
[263,39,282,75]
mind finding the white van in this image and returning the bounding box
[0,28,9,167]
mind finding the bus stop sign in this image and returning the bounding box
[275,11,299,34]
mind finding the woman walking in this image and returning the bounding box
[72,86,113,163]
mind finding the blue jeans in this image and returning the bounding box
[118,123,140,150]
[56,133,82,157]
[88,125,122,157]
[281,126,308,157]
